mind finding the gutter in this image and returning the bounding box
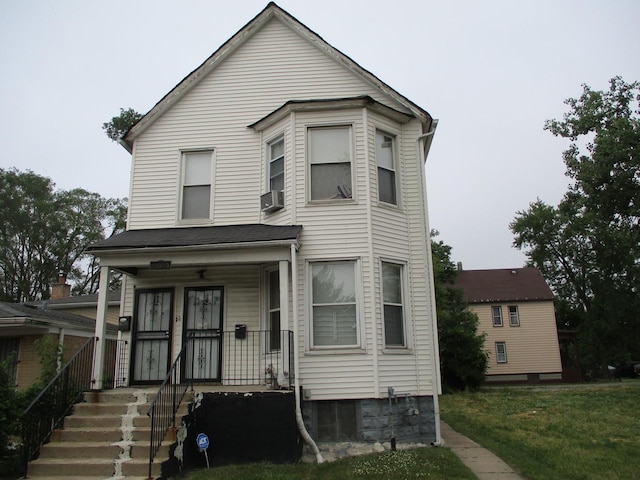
[290,243,323,463]
[416,120,443,446]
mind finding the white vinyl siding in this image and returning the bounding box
[122,17,439,400]
[127,19,407,229]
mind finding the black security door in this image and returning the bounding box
[183,286,223,382]
[131,289,173,384]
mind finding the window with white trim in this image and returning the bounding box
[309,126,352,200]
[311,261,358,347]
[492,306,503,327]
[268,136,284,192]
[508,305,520,327]
[181,151,213,220]
[495,342,507,363]
[267,269,281,351]
[376,131,397,205]
[382,261,405,347]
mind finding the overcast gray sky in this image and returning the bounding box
[1,0,639,269]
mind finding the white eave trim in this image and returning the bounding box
[89,238,300,257]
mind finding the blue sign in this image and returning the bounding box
[196,433,210,450]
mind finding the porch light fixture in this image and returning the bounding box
[198,269,206,280]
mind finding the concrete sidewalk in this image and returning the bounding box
[440,422,525,480]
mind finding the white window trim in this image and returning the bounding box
[263,266,281,353]
[375,129,400,207]
[380,258,411,352]
[306,257,364,352]
[508,305,520,327]
[306,124,355,204]
[495,341,508,363]
[177,148,215,225]
[492,305,503,327]
[266,133,285,193]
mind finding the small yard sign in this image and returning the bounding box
[196,432,210,468]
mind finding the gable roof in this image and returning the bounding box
[122,2,432,151]
[88,224,302,252]
[0,302,117,333]
[455,268,554,304]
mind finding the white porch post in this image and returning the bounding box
[279,260,290,386]
[91,266,111,390]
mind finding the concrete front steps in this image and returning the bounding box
[26,388,188,479]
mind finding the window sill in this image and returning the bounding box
[305,347,366,355]
[382,347,413,355]
[307,198,356,206]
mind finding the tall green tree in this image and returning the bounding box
[432,232,488,391]
[102,107,142,142]
[0,168,127,302]
[511,76,640,367]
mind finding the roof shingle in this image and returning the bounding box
[88,224,303,251]
[455,268,554,304]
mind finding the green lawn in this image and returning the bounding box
[179,447,476,480]
[440,381,640,480]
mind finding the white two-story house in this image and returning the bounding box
[89,2,441,459]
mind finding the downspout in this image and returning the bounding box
[291,243,324,463]
[417,121,443,446]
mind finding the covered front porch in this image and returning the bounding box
[88,224,303,391]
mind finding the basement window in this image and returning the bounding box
[316,400,358,441]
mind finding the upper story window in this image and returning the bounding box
[308,126,352,201]
[492,306,503,327]
[382,261,406,347]
[311,260,358,348]
[508,305,520,326]
[268,136,284,192]
[181,151,213,220]
[376,131,397,205]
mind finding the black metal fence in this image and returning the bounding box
[20,337,95,475]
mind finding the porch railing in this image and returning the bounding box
[220,329,294,388]
[145,329,294,477]
[20,336,95,476]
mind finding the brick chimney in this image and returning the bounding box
[51,272,71,300]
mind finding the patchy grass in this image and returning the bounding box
[179,447,476,480]
[440,382,640,480]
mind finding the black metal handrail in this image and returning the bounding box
[20,336,95,476]
[146,335,194,479]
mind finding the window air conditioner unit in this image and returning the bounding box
[260,190,284,213]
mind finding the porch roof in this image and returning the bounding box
[88,224,303,252]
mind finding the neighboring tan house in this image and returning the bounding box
[0,274,120,390]
[87,2,441,462]
[456,267,562,384]
[0,302,117,390]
